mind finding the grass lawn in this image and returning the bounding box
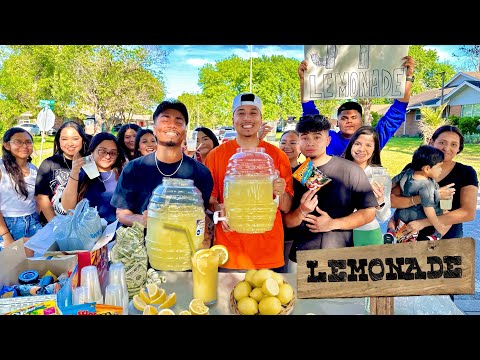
[31,135,55,167]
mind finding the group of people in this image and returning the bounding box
[1,55,478,277]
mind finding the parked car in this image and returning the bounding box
[112,123,123,132]
[14,123,40,136]
[218,126,235,140]
[283,123,297,132]
[47,127,58,136]
[221,130,237,144]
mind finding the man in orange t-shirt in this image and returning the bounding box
[204,93,293,270]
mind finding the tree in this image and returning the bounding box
[0,45,167,133]
[453,45,480,71]
[197,55,302,126]
[418,102,451,144]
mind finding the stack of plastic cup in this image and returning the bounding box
[108,262,129,315]
[80,265,104,304]
[72,286,89,305]
[104,283,124,308]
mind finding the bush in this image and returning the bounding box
[458,117,480,135]
[447,115,460,126]
[464,133,480,144]
[370,111,380,128]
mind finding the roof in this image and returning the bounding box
[408,87,455,109]
[370,104,390,115]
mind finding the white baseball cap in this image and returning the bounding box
[232,93,263,114]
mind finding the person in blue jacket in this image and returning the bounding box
[297,56,415,156]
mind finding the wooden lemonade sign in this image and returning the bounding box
[297,238,475,299]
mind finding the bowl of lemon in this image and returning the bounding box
[229,269,295,315]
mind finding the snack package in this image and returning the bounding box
[95,304,123,315]
[59,302,96,315]
[293,158,331,189]
[6,300,59,315]
[395,219,418,243]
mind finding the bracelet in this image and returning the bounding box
[69,174,79,181]
[299,208,308,217]
[1,230,10,237]
[411,196,416,206]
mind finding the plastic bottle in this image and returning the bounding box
[146,178,205,271]
[223,147,278,233]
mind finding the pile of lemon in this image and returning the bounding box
[232,269,294,315]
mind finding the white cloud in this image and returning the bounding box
[186,58,215,67]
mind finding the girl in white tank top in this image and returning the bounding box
[0,128,42,251]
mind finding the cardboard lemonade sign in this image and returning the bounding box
[297,238,475,300]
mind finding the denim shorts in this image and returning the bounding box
[0,212,42,250]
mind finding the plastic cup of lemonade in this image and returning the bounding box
[186,131,198,152]
[82,155,100,179]
[191,249,219,305]
[440,198,453,211]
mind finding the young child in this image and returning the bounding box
[385,145,450,243]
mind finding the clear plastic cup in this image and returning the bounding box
[82,155,100,179]
[73,286,89,305]
[186,131,198,152]
[440,198,453,211]
[108,262,129,314]
[104,283,123,307]
[80,265,103,304]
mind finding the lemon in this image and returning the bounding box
[189,298,209,315]
[139,288,151,304]
[142,305,158,315]
[259,296,282,315]
[262,278,279,297]
[244,269,257,287]
[270,271,285,286]
[192,248,212,264]
[146,283,160,301]
[277,283,294,305]
[237,296,259,315]
[158,308,175,315]
[210,244,229,265]
[249,287,265,303]
[233,281,252,301]
[132,294,147,311]
[252,269,273,288]
[179,310,191,315]
[148,288,167,305]
[159,292,177,308]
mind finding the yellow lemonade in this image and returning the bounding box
[224,176,277,233]
[192,250,219,305]
[146,203,205,271]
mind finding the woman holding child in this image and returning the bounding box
[391,125,478,240]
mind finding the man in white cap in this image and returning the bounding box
[204,92,293,271]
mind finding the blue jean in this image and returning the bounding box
[0,213,42,251]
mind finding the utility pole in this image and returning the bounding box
[249,45,253,93]
[440,71,446,118]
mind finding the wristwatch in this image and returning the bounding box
[406,75,415,83]
[375,202,385,210]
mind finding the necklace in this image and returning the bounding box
[99,171,114,183]
[155,155,183,177]
[63,154,71,171]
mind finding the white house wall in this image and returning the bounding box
[446,86,480,106]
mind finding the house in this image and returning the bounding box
[395,72,480,136]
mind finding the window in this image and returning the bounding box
[461,104,480,118]
[415,109,422,121]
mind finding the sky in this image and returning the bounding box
[162,45,471,99]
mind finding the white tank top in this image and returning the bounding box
[0,159,37,217]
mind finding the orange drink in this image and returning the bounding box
[191,249,220,305]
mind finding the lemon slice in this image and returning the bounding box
[262,278,280,297]
[196,256,210,276]
[158,308,175,315]
[159,292,177,308]
[148,288,167,305]
[132,294,147,311]
[179,310,191,315]
[142,305,158,315]
[139,288,151,304]
[146,283,160,301]
[210,244,229,265]
[192,248,212,265]
[189,298,209,315]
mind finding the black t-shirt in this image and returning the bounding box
[110,152,213,215]
[35,153,72,222]
[289,156,377,261]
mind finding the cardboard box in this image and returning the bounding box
[44,220,118,292]
[0,240,78,314]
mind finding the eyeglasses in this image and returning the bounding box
[9,140,34,147]
[96,149,118,158]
